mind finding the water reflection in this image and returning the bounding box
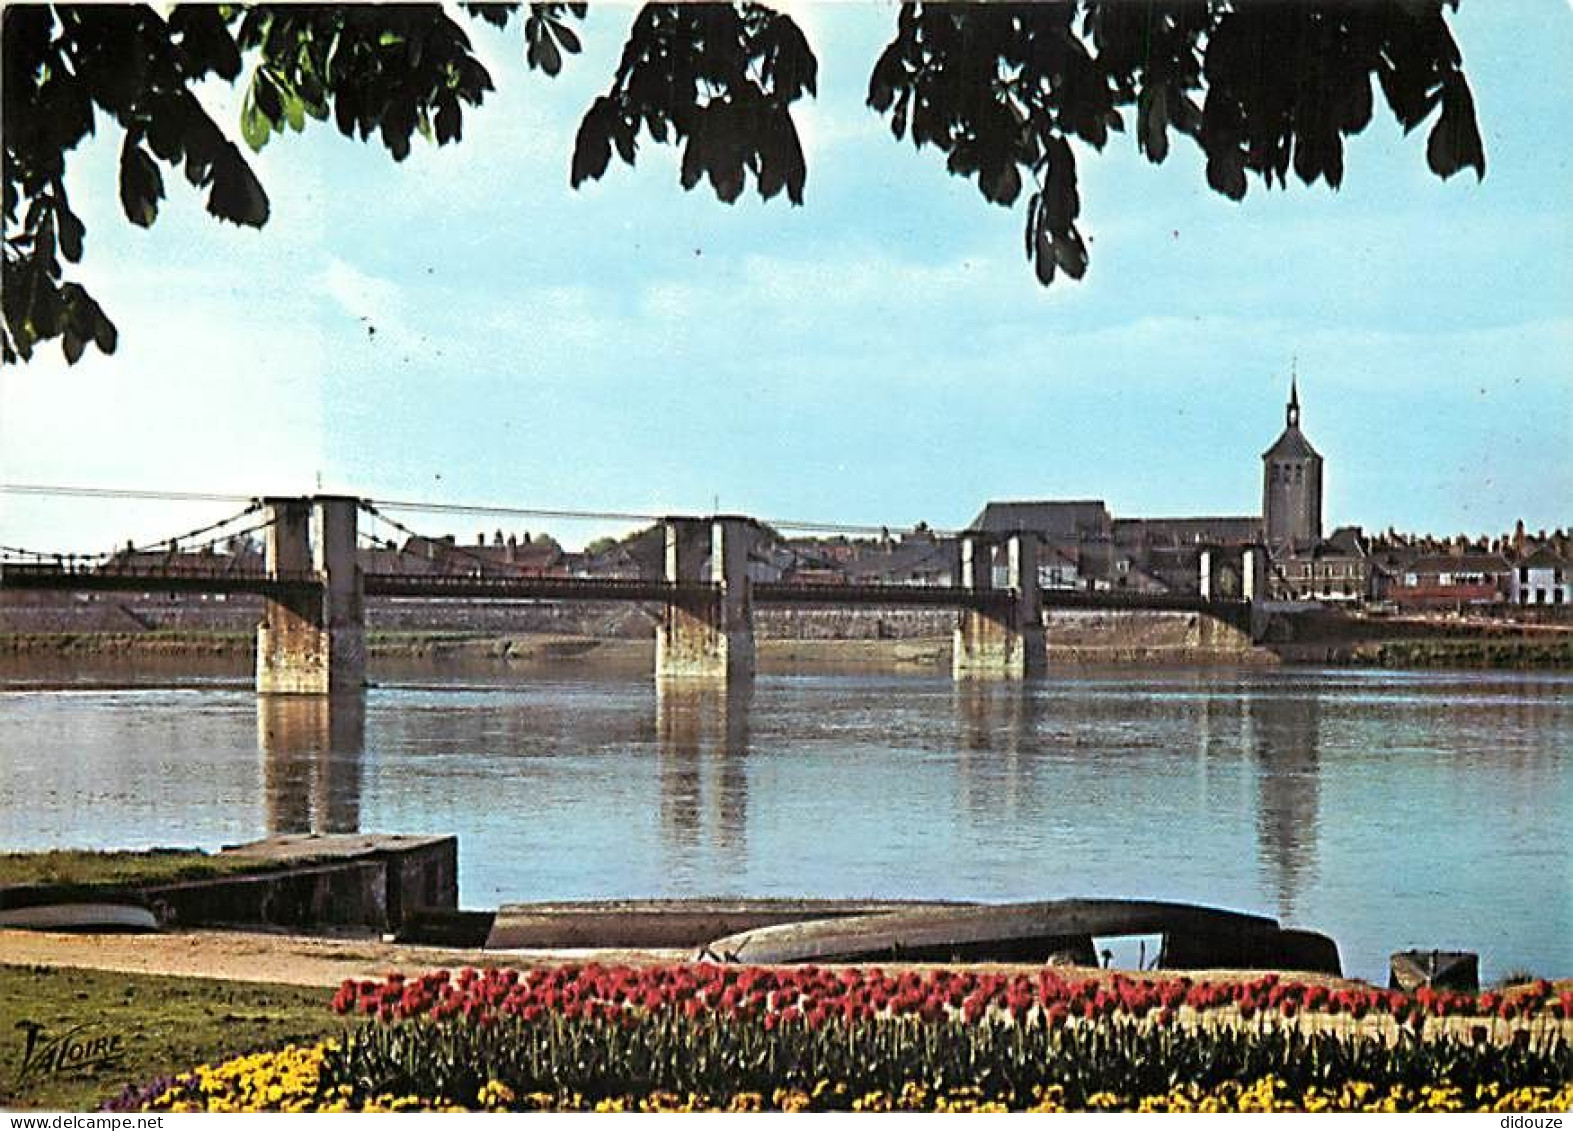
[258,694,366,834]
[5,664,1569,983]
[1246,687,1321,921]
[655,682,753,868]
[953,683,1043,820]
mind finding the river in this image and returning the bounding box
[1,661,1568,983]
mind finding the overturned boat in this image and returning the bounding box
[0,902,159,933]
[693,898,1341,975]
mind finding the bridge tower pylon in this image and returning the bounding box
[953,531,1046,679]
[256,495,366,694]
[656,516,755,683]
[1199,544,1268,642]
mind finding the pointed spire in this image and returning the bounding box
[1287,361,1300,428]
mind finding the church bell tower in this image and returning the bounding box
[1261,376,1323,552]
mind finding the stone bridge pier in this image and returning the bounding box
[655,516,755,683]
[256,495,366,694]
[953,532,1046,679]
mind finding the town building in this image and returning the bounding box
[1037,545,1083,590]
[1387,552,1511,611]
[1270,526,1374,604]
[970,500,1112,542]
[1112,516,1262,597]
[1509,549,1570,606]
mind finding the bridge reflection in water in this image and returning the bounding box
[257,695,366,835]
[953,683,1045,824]
[656,682,753,872]
[249,678,1325,922]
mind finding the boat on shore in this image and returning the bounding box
[484,898,974,950]
[0,902,158,932]
[696,898,1341,975]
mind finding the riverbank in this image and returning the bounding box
[0,963,336,1111]
[0,632,955,672]
[1343,635,1573,668]
[3,625,1570,670]
[0,848,282,891]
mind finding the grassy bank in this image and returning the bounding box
[0,630,251,656]
[0,849,284,893]
[1349,636,1573,669]
[3,628,1570,670]
[0,964,336,1111]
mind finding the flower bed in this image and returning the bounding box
[119,965,1573,1113]
[330,965,1573,1028]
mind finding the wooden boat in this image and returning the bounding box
[0,902,159,932]
[699,898,1341,975]
[486,898,973,950]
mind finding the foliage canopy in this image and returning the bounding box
[2,2,1484,365]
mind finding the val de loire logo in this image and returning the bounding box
[13,1021,127,1083]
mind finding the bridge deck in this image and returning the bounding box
[1039,589,1227,614]
[753,581,1009,610]
[2,563,1248,618]
[0,563,318,599]
[362,574,715,603]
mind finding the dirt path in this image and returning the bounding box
[0,927,1374,994]
[5,925,1566,998]
[0,927,684,988]
[1,927,1365,990]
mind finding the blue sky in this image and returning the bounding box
[2,2,1570,553]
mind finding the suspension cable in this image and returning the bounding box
[2,502,267,564]
[3,482,960,553]
[360,502,559,576]
[0,483,256,504]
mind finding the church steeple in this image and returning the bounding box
[1263,365,1322,551]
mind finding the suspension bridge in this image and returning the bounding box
[0,489,1261,693]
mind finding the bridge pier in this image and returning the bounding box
[953,532,1045,679]
[655,516,755,683]
[256,495,366,695]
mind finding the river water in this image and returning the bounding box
[1,662,1568,983]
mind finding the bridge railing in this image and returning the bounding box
[0,560,315,581]
[1038,588,1247,612]
[0,561,320,593]
[361,572,718,603]
[754,581,1013,610]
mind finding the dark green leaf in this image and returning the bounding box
[207,143,269,226]
[240,95,271,152]
[551,20,580,54]
[118,136,164,227]
[1427,81,1484,180]
[93,310,119,355]
[253,67,283,123]
[57,207,85,264]
[570,98,614,186]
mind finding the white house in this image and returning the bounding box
[1510,549,1570,606]
[1038,546,1083,590]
